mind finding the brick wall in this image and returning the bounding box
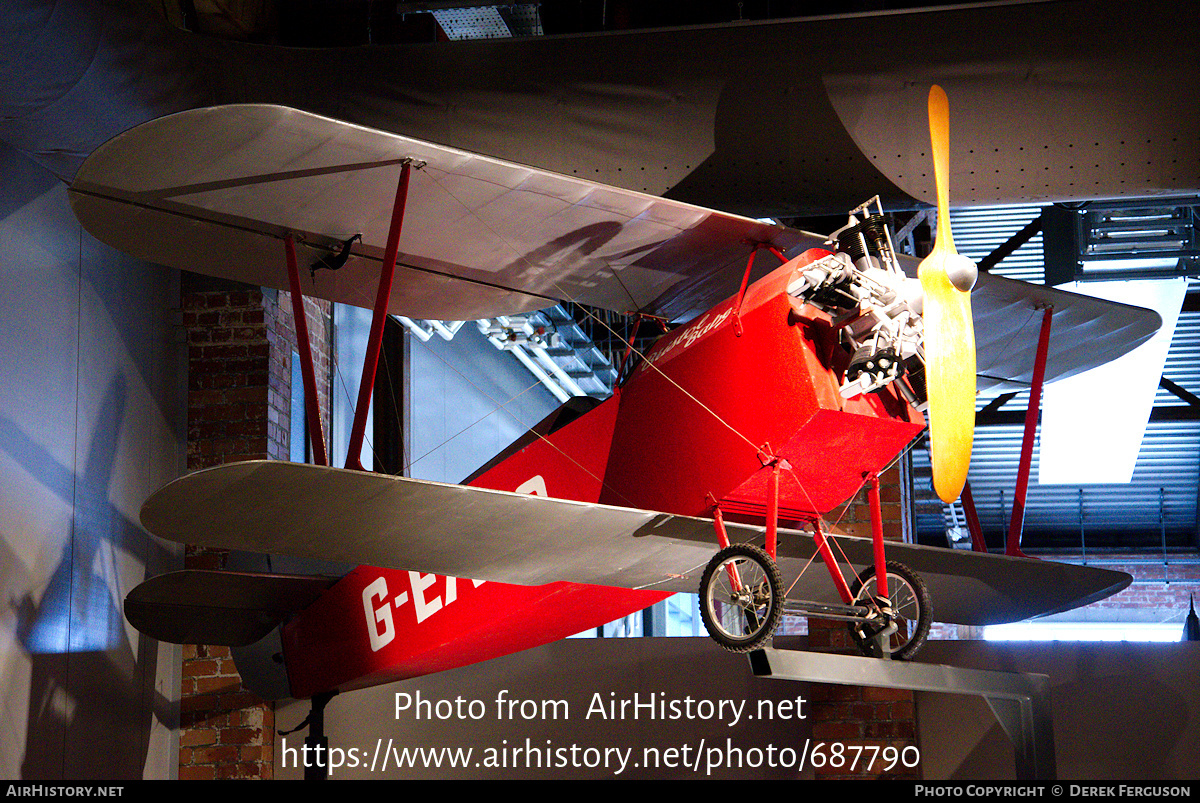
[1051,553,1200,614]
[184,278,273,470]
[179,643,276,780]
[178,273,331,780]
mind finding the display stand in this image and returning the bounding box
[748,648,1056,780]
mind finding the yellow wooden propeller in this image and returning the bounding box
[920,85,977,503]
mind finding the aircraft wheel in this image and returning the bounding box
[848,561,932,661]
[699,543,784,653]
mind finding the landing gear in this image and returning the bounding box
[701,465,931,661]
[847,561,931,661]
[699,544,784,653]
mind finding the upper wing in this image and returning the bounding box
[968,271,1160,392]
[68,104,822,321]
[70,103,1161,383]
[141,460,1130,627]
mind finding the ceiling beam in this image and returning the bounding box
[1159,377,1200,411]
[978,213,1045,274]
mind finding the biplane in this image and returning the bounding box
[67,91,1158,700]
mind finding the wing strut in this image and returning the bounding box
[867,474,888,598]
[346,158,422,472]
[733,244,789,337]
[284,234,329,466]
[1006,304,1054,557]
[961,481,988,553]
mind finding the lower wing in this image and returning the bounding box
[141,460,1130,627]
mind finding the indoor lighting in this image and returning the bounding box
[983,622,1184,642]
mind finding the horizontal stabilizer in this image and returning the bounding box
[125,570,338,646]
[141,461,1130,627]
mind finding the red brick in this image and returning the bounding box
[179,765,216,781]
[814,721,863,740]
[862,686,913,702]
[183,659,220,678]
[239,746,266,763]
[220,727,261,746]
[812,703,852,721]
[180,728,218,748]
[192,745,239,764]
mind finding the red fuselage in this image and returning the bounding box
[281,249,923,697]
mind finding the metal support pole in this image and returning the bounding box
[347,160,413,472]
[709,502,742,592]
[733,244,788,336]
[732,246,758,337]
[1161,487,1169,585]
[765,460,780,561]
[711,502,732,551]
[283,235,329,467]
[615,315,643,389]
[302,691,337,781]
[1007,305,1054,557]
[1079,488,1087,565]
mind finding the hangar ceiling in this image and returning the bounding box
[164,0,1015,45]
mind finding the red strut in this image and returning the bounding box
[283,234,328,467]
[347,160,413,472]
[812,519,855,605]
[867,474,888,599]
[1006,305,1054,557]
[961,480,987,553]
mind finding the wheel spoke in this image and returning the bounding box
[845,562,931,661]
[699,545,783,652]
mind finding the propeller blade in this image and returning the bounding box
[919,85,976,503]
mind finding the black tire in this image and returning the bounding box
[847,561,932,661]
[699,543,784,653]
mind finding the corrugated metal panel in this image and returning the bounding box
[916,204,1199,548]
[916,419,1199,545]
[917,308,1200,546]
[950,205,1045,283]
[1157,310,1200,406]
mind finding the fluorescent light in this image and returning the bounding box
[983,622,1185,642]
[1080,257,1182,272]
